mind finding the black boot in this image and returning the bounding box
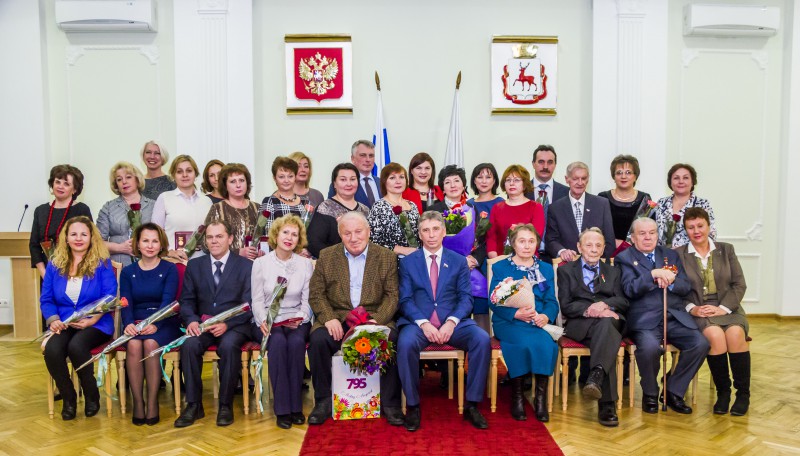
[510,376,527,421]
[729,352,751,416]
[533,374,549,422]
[706,354,731,414]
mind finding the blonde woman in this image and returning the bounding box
[140,140,176,200]
[97,161,153,267]
[40,216,117,420]
[288,151,324,208]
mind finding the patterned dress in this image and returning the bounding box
[204,200,260,251]
[142,175,177,201]
[367,198,420,251]
[654,192,716,248]
[259,195,311,232]
[96,195,154,266]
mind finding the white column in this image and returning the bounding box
[174,0,254,172]
[591,0,668,196]
[777,1,800,317]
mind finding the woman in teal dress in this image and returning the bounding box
[490,224,558,423]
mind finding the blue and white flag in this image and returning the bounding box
[372,90,390,176]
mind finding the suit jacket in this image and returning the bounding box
[525,179,569,205]
[327,175,382,208]
[397,248,473,328]
[309,242,398,332]
[545,193,615,259]
[616,245,694,331]
[676,242,747,314]
[180,251,253,334]
[557,259,629,341]
[40,260,118,335]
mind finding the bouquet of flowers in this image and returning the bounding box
[142,302,252,382]
[664,213,681,248]
[443,208,468,235]
[392,206,419,248]
[35,295,128,344]
[182,224,206,256]
[76,301,181,386]
[252,276,288,413]
[490,278,564,341]
[340,324,395,376]
[440,205,487,298]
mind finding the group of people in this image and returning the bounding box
[33,139,750,433]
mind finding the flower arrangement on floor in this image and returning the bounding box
[341,325,395,376]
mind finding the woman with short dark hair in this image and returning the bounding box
[30,164,93,278]
[486,165,545,258]
[259,156,312,235]
[597,154,652,254]
[204,163,260,260]
[368,162,420,256]
[654,163,715,248]
[468,163,504,217]
[402,152,444,213]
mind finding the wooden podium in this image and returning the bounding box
[0,232,41,339]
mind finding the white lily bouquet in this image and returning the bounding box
[490,277,564,341]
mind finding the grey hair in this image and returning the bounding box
[631,216,657,232]
[578,226,605,243]
[350,139,375,156]
[565,161,590,177]
[337,210,370,231]
[419,210,445,227]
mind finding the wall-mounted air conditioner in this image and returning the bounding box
[55,0,157,32]
[683,4,779,37]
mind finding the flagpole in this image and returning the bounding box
[444,71,463,167]
[456,70,461,89]
[375,71,381,91]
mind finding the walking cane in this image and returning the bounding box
[662,286,668,412]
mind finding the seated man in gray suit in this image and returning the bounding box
[616,217,709,414]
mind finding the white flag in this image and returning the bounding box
[372,91,390,176]
[444,87,463,167]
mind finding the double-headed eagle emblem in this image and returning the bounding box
[298,52,339,96]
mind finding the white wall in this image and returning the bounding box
[253,0,594,198]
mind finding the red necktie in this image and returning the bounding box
[429,254,441,328]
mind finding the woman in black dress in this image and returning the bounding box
[30,165,92,278]
[598,155,652,255]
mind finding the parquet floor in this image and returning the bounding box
[0,317,798,456]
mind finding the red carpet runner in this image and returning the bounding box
[300,373,563,456]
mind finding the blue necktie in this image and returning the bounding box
[213,261,223,288]
[646,253,655,267]
[583,264,598,292]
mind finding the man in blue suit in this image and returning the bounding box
[616,217,709,414]
[397,211,491,431]
[327,139,381,208]
[175,220,256,428]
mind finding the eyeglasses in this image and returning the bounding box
[614,170,635,176]
[504,178,523,184]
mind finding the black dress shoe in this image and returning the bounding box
[582,366,604,400]
[216,404,234,426]
[290,412,306,425]
[132,415,146,426]
[145,415,159,426]
[382,406,405,426]
[174,402,205,428]
[85,399,100,417]
[666,392,692,414]
[404,406,421,432]
[307,399,331,425]
[642,394,658,414]
[276,414,292,429]
[463,406,489,429]
[598,402,619,427]
[61,400,77,421]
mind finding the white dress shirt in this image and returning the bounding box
[360,172,380,199]
[684,239,730,314]
[532,177,555,204]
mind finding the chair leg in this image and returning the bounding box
[117,353,127,415]
[547,374,554,413]
[628,347,636,408]
[401,391,406,414]
[561,353,569,411]
[71,366,79,402]
[253,353,262,415]
[448,359,454,400]
[554,348,561,397]
[242,352,250,415]
[47,375,55,419]
[616,347,624,410]
[105,355,113,417]
[212,360,219,399]
[490,355,498,413]
[172,357,181,415]
[457,356,464,415]
[692,371,699,405]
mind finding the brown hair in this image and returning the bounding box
[168,155,200,184]
[217,163,252,200]
[667,163,698,192]
[508,223,540,246]
[132,223,169,258]
[267,214,307,253]
[609,154,640,184]
[532,144,557,163]
[201,159,225,193]
[408,152,436,190]
[500,165,534,194]
[271,156,299,179]
[48,164,85,199]
[379,162,409,195]
[683,207,710,227]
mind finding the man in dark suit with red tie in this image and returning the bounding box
[616,217,709,414]
[396,211,491,431]
[175,220,256,428]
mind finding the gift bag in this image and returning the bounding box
[331,354,381,420]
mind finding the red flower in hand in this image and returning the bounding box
[672,214,681,222]
[262,210,271,218]
[196,224,206,234]
[392,206,402,215]
[647,200,657,208]
[129,203,141,211]
[244,235,253,246]
[119,297,129,308]
[480,211,488,218]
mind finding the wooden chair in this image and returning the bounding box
[401,344,465,414]
[626,342,685,407]
[557,337,626,410]
[485,254,555,414]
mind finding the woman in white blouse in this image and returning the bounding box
[151,155,212,263]
[251,214,314,429]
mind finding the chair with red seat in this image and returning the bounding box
[401,343,465,414]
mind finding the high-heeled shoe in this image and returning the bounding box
[145,415,160,426]
[132,416,146,426]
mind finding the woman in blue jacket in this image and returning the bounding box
[41,216,117,420]
[490,224,558,423]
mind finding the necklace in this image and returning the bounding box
[613,189,637,202]
[44,199,74,243]
[276,192,297,203]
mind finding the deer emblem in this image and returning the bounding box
[513,62,537,92]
